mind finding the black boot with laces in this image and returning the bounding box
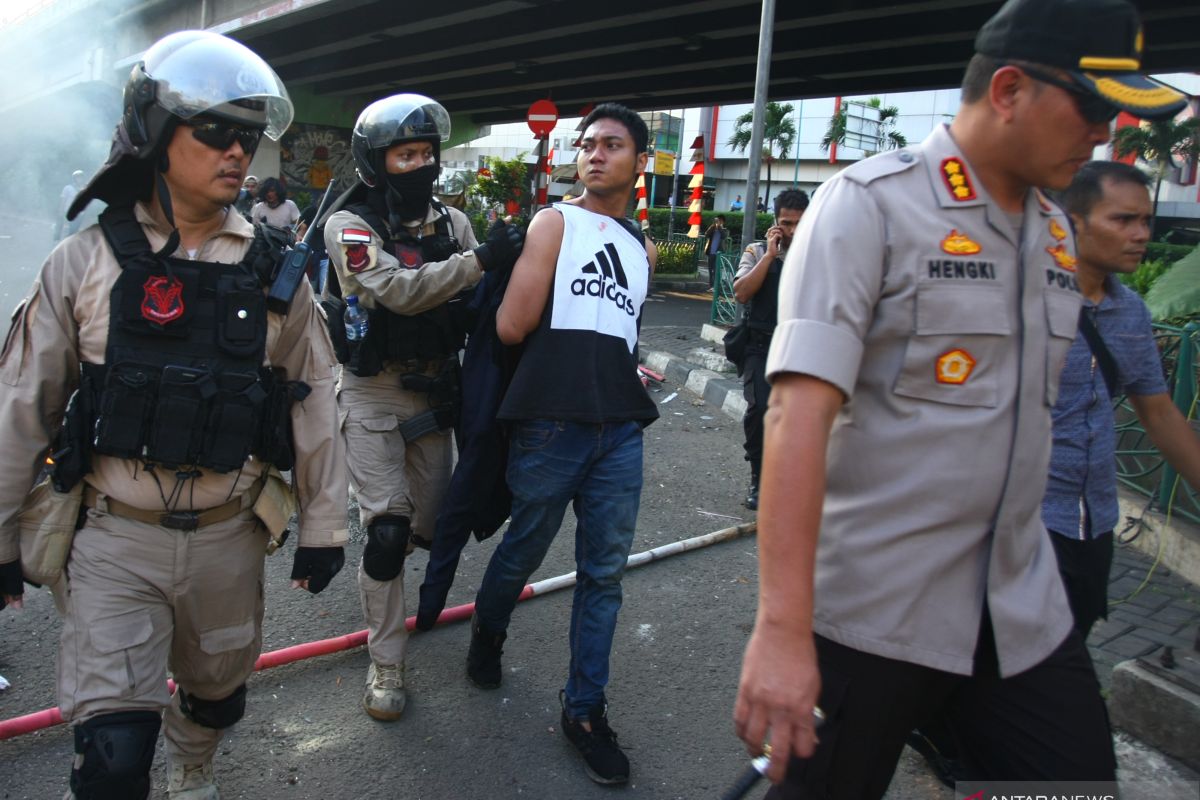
[560,691,629,785]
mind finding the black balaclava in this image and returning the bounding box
[374,138,440,228]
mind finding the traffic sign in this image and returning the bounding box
[527,99,558,139]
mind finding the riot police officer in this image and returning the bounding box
[322,93,522,721]
[0,30,348,799]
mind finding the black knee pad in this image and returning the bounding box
[69,710,161,800]
[363,515,410,581]
[178,683,247,729]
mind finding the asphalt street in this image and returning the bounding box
[0,213,1193,799]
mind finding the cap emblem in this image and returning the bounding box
[940,158,976,202]
[941,229,982,255]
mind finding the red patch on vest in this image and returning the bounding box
[346,243,371,273]
[393,243,423,269]
[141,275,185,324]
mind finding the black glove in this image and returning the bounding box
[290,546,345,595]
[0,560,23,611]
[473,220,524,273]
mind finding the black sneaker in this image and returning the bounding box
[560,693,629,785]
[466,614,506,689]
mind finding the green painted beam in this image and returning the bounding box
[289,85,487,147]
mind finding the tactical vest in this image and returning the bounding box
[745,251,783,338]
[81,206,309,474]
[329,199,468,376]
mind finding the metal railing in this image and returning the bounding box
[1114,321,1199,524]
[710,252,739,326]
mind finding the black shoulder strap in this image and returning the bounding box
[430,198,453,238]
[346,201,388,240]
[98,206,154,269]
[1078,308,1121,398]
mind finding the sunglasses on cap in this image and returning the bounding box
[184,118,264,156]
[1015,65,1120,124]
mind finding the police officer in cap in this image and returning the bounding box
[322,93,523,721]
[733,0,1186,794]
[0,30,347,799]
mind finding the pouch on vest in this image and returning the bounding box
[18,474,83,585]
[205,371,268,472]
[93,362,158,459]
[253,466,297,545]
[216,282,268,359]
[50,378,95,493]
[150,365,217,466]
[255,370,311,471]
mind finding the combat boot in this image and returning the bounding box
[167,758,219,800]
[744,482,759,511]
[466,614,506,689]
[362,661,406,721]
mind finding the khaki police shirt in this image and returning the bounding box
[323,203,481,314]
[766,124,1082,677]
[0,201,348,561]
[734,240,790,282]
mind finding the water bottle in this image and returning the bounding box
[344,295,369,342]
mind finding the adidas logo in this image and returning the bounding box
[570,243,637,316]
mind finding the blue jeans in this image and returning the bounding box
[474,419,644,719]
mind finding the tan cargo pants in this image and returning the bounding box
[339,366,452,666]
[57,503,267,765]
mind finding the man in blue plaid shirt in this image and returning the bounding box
[1045,160,1200,638]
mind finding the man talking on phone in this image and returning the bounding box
[732,189,808,510]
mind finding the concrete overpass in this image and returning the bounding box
[4,0,1198,128]
[1,0,1196,212]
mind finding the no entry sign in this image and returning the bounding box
[527,99,558,138]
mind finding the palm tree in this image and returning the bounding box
[728,101,796,210]
[1112,117,1200,231]
[821,97,907,156]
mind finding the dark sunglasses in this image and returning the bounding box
[185,118,263,156]
[1016,65,1120,124]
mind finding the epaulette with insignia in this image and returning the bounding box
[842,148,921,187]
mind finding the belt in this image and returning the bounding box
[83,481,262,531]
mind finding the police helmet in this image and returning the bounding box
[69,30,293,220]
[351,94,451,188]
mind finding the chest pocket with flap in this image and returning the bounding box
[893,282,1011,408]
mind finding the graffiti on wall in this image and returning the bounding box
[279,123,358,202]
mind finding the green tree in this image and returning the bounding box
[821,97,907,156]
[1112,117,1200,230]
[471,153,530,215]
[727,101,796,209]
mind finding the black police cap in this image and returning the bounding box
[975,0,1186,120]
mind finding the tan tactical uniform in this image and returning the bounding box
[767,124,1082,677]
[324,202,480,666]
[0,201,347,765]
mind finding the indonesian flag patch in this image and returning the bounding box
[340,228,372,244]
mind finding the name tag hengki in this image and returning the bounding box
[927,259,997,281]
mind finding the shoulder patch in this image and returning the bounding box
[339,228,372,244]
[841,149,921,187]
